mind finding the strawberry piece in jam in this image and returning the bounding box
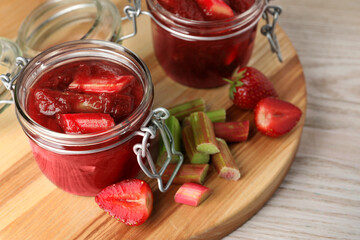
[57,113,115,134]
[195,0,234,20]
[34,89,71,116]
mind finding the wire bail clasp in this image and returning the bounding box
[133,107,184,192]
[117,0,142,42]
[0,57,29,104]
[261,4,283,62]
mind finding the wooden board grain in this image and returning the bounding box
[0,0,306,239]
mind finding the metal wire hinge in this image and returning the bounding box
[117,0,142,42]
[133,108,184,192]
[0,57,29,104]
[261,5,283,62]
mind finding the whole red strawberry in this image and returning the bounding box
[254,97,302,138]
[95,179,153,226]
[224,67,278,110]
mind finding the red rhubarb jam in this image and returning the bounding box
[18,43,154,196]
[147,0,264,88]
[27,60,143,133]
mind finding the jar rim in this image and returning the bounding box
[14,39,154,148]
[147,0,266,28]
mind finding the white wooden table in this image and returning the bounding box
[0,0,359,239]
[226,0,360,239]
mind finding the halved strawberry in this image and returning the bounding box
[195,0,234,20]
[254,97,302,138]
[57,113,115,134]
[95,179,153,226]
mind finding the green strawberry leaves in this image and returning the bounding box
[223,68,247,100]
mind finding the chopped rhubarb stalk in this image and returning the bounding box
[212,138,240,180]
[213,120,249,142]
[205,109,226,123]
[195,0,234,20]
[174,182,212,207]
[190,112,219,154]
[57,113,115,134]
[34,89,70,116]
[182,117,191,128]
[182,126,210,164]
[157,116,182,166]
[72,93,134,119]
[162,164,209,185]
[69,72,135,94]
[168,98,206,121]
[183,109,226,126]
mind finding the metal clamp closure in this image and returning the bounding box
[117,0,142,42]
[0,57,29,104]
[133,107,184,192]
[261,4,283,62]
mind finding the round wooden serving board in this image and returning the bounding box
[0,1,306,239]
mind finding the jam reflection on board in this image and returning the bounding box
[151,0,257,88]
[27,60,143,133]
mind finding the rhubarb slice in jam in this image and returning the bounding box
[27,60,143,133]
[57,113,115,134]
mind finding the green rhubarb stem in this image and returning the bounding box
[190,112,219,154]
[212,138,240,181]
[182,126,210,164]
[157,116,182,167]
[168,98,206,121]
[162,164,209,185]
[213,120,249,142]
[205,109,226,123]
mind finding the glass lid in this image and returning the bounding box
[0,37,22,113]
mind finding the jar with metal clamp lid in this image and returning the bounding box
[145,0,283,88]
[0,0,183,196]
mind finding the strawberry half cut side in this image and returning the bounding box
[95,179,153,226]
[57,113,115,134]
[195,0,234,20]
[254,97,302,138]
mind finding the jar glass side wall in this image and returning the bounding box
[30,136,142,196]
[146,0,265,88]
[151,21,258,88]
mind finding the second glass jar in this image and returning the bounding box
[146,0,266,88]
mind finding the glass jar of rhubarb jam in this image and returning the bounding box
[145,0,282,88]
[2,40,182,196]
